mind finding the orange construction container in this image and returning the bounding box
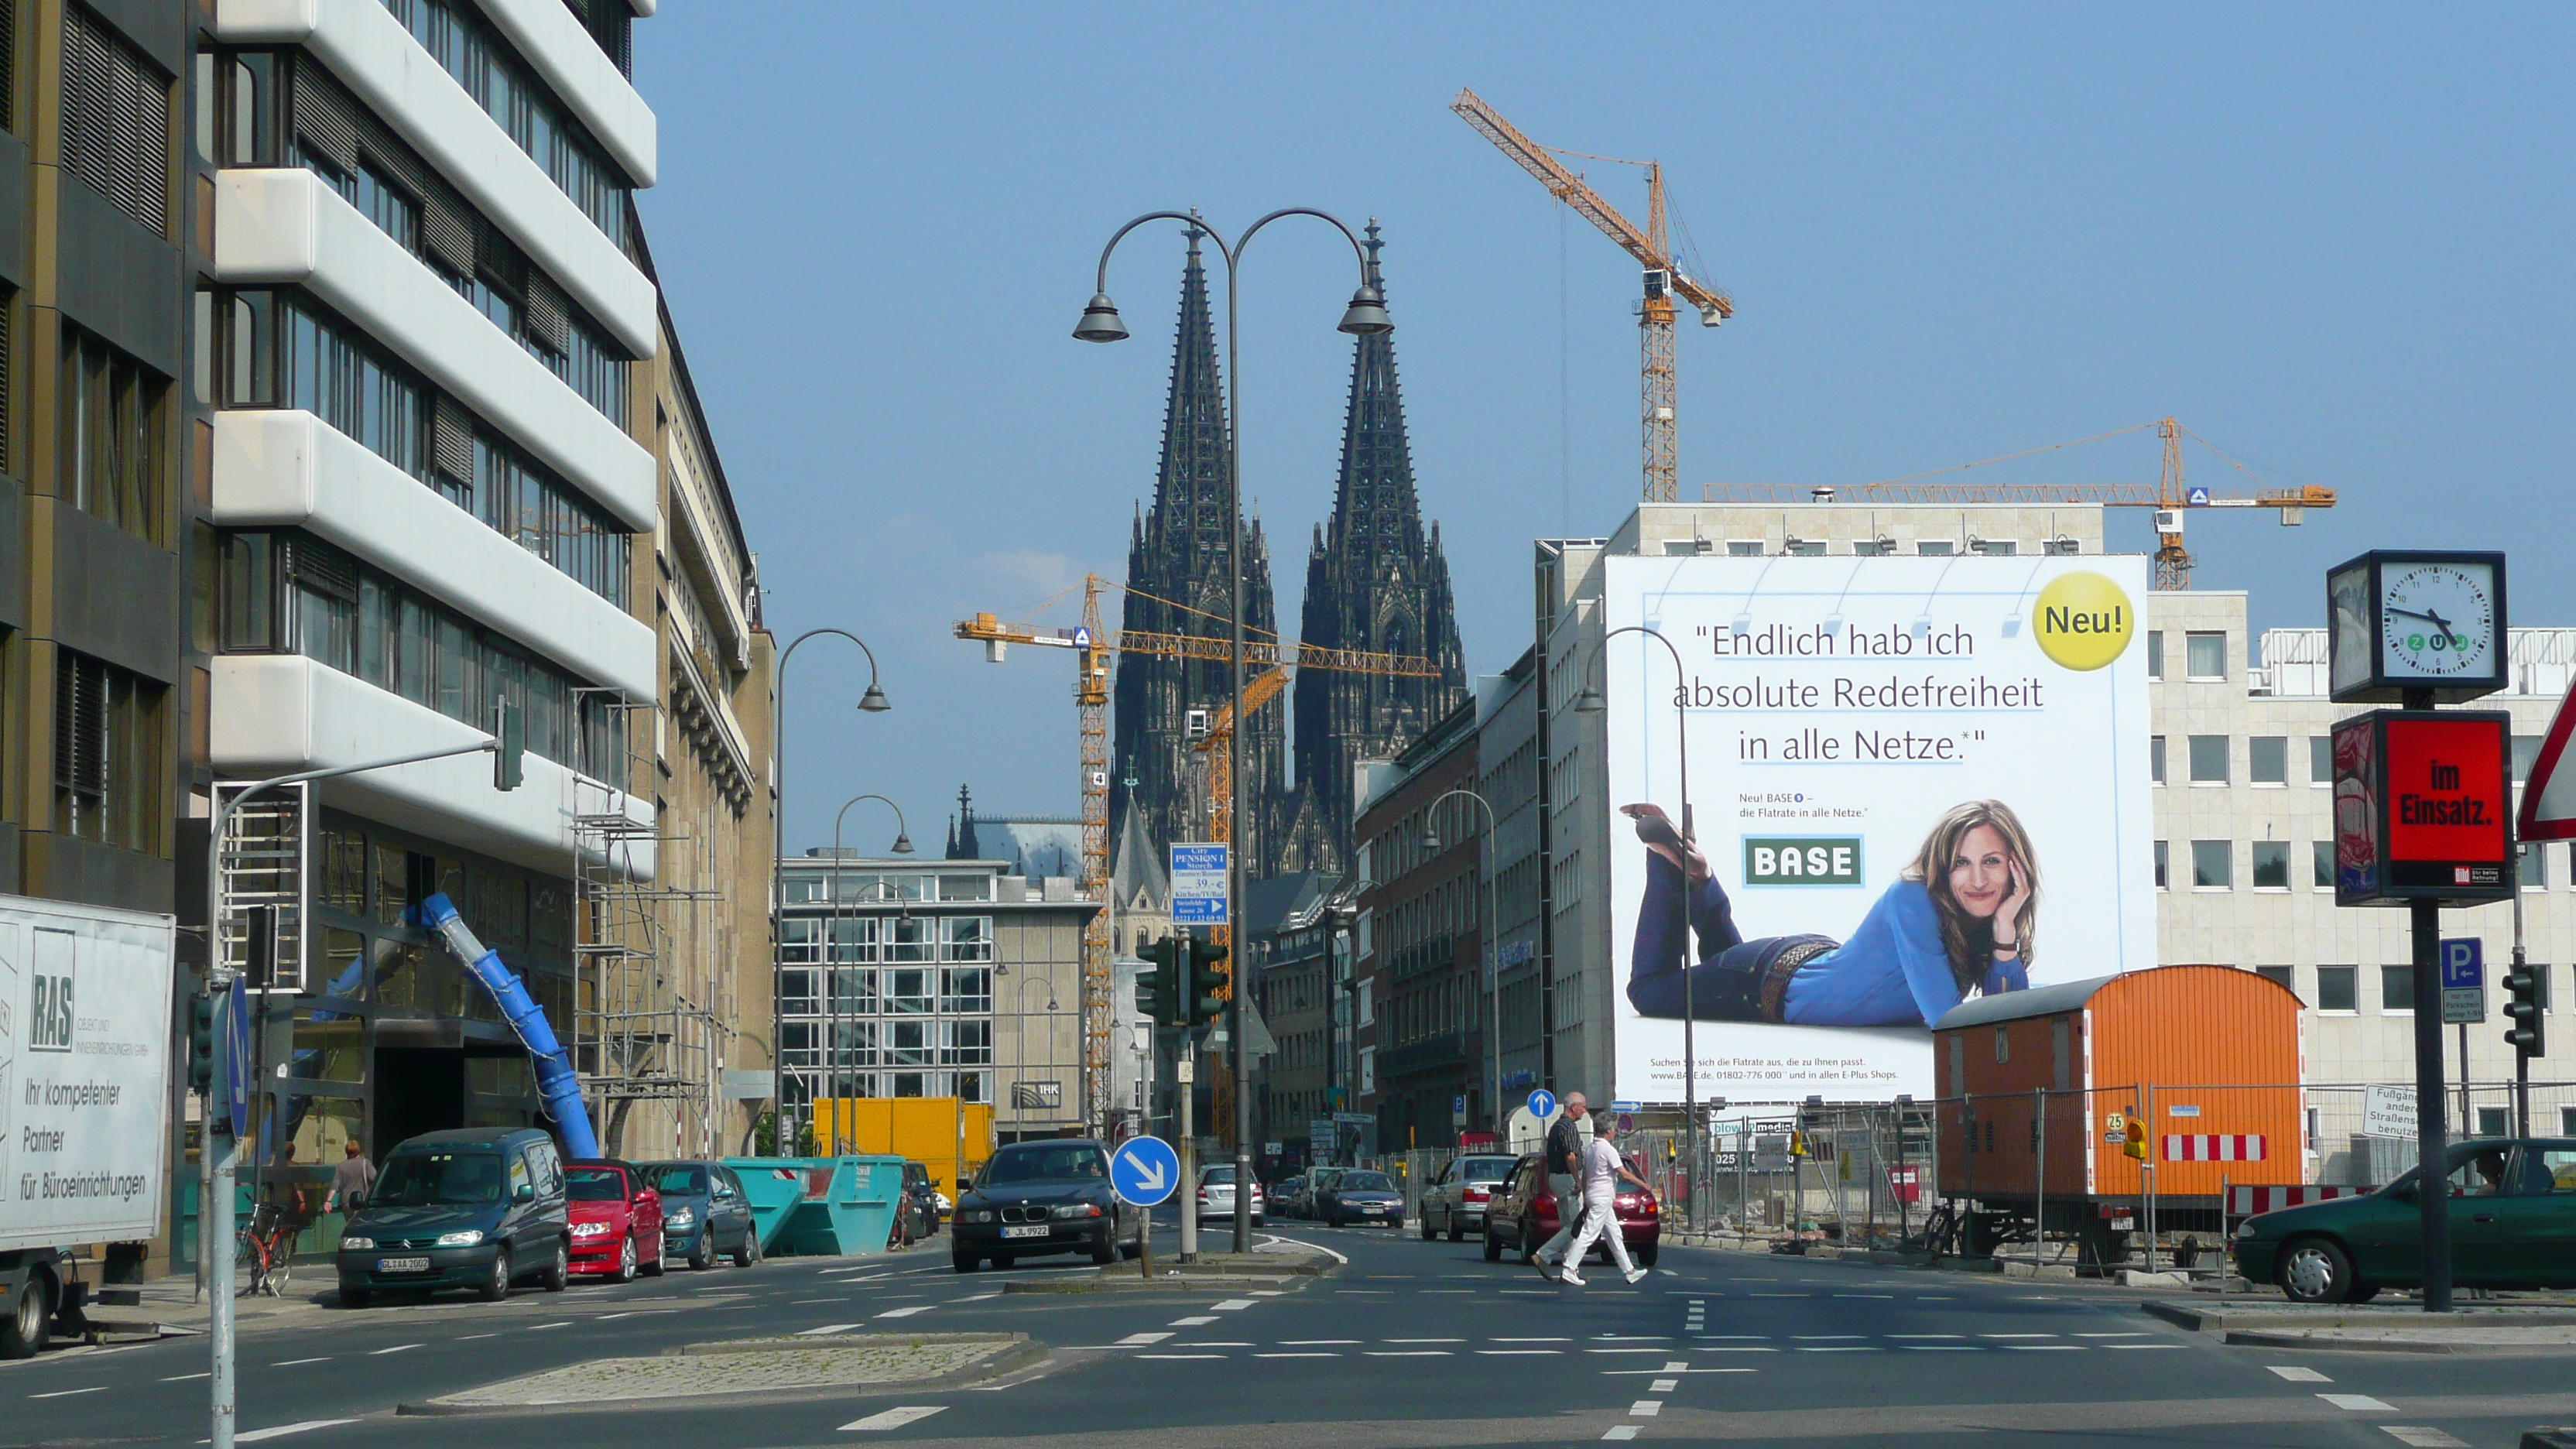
[1931,964,2303,1231]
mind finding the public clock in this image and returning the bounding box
[2326,550,2509,704]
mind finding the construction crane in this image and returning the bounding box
[1453,87,1734,504]
[1698,419,2338,590]
[954,576,1445,1133]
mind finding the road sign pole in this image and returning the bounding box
[1178,1047,1197,1262]
[2412,899,2453,1311]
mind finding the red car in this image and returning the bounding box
[566,1160,665,1282]
[1482,1150,1661,1267]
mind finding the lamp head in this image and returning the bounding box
[1338,283,1393,337]
[858,683,891,714]
[1073,293,1130,343]
[1418,824,1440,852]
[1572,687,1606,714]
[892,831,915,855]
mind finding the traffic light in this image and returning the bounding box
[1787,1130,1808,1160]
[2504,956,2547,1059]
[1139,937,1184,1029]
[2123,1115,2149,1160]
[492,698,526,791]
[1186,937,1230,1026]
[188,995,217,1094]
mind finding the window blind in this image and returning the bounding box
[62,5,170,234]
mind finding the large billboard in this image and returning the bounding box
[1603,553,2156,1102]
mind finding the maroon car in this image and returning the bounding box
[566,1160,665,1282]
[1482,1150,1660,1267]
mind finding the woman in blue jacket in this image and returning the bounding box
[1624,800,2035,1027]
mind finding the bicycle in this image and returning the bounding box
[235,1201,301,1298]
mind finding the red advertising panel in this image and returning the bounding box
[2337,710,2513,904]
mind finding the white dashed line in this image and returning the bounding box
[1629,1401,1663,1416]
[1603,1427,1639,1442]
[1116,1332,1173,1346]
[2268,1366,2331,1382]
[236,1420,361,1442]
[841,1406,948,1431]
[161,1372,211,1382]
[368,1343,421,1355]
[2321,1394,2398,1413]
[1170,1316,1218,1327]
[877,1305,933,1319]
[29,1386,105,1399]
[270,1357,331,1366]
[798,1323,862,1336]
[2379,1430,2468,1448]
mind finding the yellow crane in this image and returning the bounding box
[954,577,1445,1131]
[1453,87,1734,504]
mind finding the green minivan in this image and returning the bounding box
[2235,1138,2576,1303]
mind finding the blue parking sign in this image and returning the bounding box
[2441,938,2484,989]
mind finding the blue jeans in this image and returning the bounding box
[1626,850,1828,1022]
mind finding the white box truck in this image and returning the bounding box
[0,896,178,1356]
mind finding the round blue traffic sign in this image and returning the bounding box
[1110,1135,1181,1208]
[1526,1088,1557,1122]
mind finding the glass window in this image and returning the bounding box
[829,915,877,962]
[2310,735,2333,785]
[779,969,817,1015]
[2252,841,2290,889]
[2524,846,2550,892]
[2525,1147,2576,1194]
[2514,735,2544,783]
[830,967,876,1016]
[886,968,933,1015]
[832,1020,876,1067]
[2189,736,2229,784]
[938,874,992,903]
[2477,1107,2510,1138]
[2314,840,2335,889]
[2254,964,2297,1001]
[940,967,991,1014]
[60,326,168,543]
[1915,539,1955,557]
[2186,632,2227,679]
[2316,965,2358,1012]
[2153,841,2170,890]
[2382,964,2417,1012]
[2150,736,2166,785]
[2249,736,2288,785]
[941,1020,992,1067]
[884,917,932,962]
[943,916,993,962]
[1786,539,1826,557]
[2146,631,2164,680]
[1725,540,1762,557]
[887,1020,931,1067]
[2191,840,2232,889]
[288,1004,365,1084]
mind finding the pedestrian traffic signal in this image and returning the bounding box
[1139,937,1186,1029]
[188,995,217,1094]
[2123,1115,2149,1160]
[2504,957,2547,1058]
[1187,937,1230,1026]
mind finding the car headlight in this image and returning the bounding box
[339,1235,375,1252]
[961,1209,995,1225]
[1052,1202,1105,1219]
[571,1221,613,1238]
[2235,1220,2259,1239]
[434,1229,485,1248]
[666,1208,694,1228]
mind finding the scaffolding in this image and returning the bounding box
[570,702,726,1160]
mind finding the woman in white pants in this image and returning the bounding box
[1557,1115,1651,1287]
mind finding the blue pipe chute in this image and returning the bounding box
[420,891,599,1160]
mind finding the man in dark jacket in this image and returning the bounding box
[1533,1093,1588,1276]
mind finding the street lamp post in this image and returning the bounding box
[769,630,890,1152]
[1076,207,1390,1254]
[1574,625,1696,1228]
[1419,790,1500,1139]
[1000,973,1061,1134]
[824,795,913,1154]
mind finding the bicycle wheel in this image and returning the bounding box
[262,1238,293,1297]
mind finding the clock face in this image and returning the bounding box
[2379,561,2497,680]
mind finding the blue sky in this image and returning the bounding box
[633,5,2574,855]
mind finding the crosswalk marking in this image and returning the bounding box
[2268,1366,2331,1382]
[2321,1394,2398,1413]
[841,1406,947,1432]
[1602,1429,1639,1442]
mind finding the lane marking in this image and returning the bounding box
[1587,1348,1667,1355]
[162,1372,212,1383]
[1170,1316,1219,1326]
[2006,1345,2083,1351]
[526,1322,573,1331]
[1886,1334,1963,1340]
[1478,1349,1560,1355]
[1629,1402,1663,1417]
[2268,1366,2332,1383]
[1255,1352,1338,1358]
[269,1358,331,1367]
[841,1406,948,1432]
[2076,1332,2150,1338]
[455,1333,498,1341]
[1135,1354,1226,1360]
[2105,1344,2184,1350]
[1386,1338,1464,1344]
[1366,1350,1452,1357]
[1693,1346,1778,1353]
[1902,1345,1981,1351]
[1650,1379,1679,1392]
[2321,1395,2398,1413]
[30,1386,105,1399]
[1978,1333,2057,1339]
[1116,1332,1174,1346]
[1797,1347,1879,1353]
[1603,1428,1639,1442]
[1211,1300,1256,1310]
[2380,1430,2468,1448]
[237,1420,362,1443]
[1493,1337,1570,1342]
[877,1306,933,1319]
[367,1344,421,1355]
[1791,1335,1865,1341]
[799,1323,862,1337]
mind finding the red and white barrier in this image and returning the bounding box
[2163,1134,2266,1162]
[2228,1184,2371,1214]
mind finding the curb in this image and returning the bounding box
[394,1338,1048,1416]
[2143,1300,2576,1333]
[2221,1329,2454,1355]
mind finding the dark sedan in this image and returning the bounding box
[1482,1151,1661,1267]
[1314,1169,1404,1228]
[950,1139,1142,1273]
[2236,1137,2576,1303]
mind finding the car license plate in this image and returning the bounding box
[377,1256,430,1273]
[1001,1225,1049,1239]
[1362,1205,1385,1214]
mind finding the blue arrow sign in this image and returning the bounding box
[1110,1136,1181,1208]
[1526,1088,1557,1122]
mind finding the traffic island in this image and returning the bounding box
[396,1331,1043,1413]
[1002,1247,1337,1293]
[2143,1300,2576,1354]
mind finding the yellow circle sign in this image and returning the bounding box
[2033,570,2135,671]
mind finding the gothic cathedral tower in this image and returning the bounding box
[1285,223,1468,872]
[1111,227,1291,876]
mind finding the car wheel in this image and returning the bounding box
[543,1240,570,1293]
[737,1227,762,1268]
[641,1233,666,1276]
[1483,1223,1502,1262]
[1420,1214,1437,1242]
[338,1285,371,1310]
[952,1249,981,1274]
[2279,1237,2355,1304]
[611,1236,637,1284]
[1089,1235,1117,1266]
[478,1247,512,1303]
[688,1233,715,1271]
[1448,1217,1465,1244]
[1638,1239,1660,1268]
[1,1276,50,1360]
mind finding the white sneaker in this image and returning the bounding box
[1559,1269,1587,1286]
[1624,1268,1649,1285]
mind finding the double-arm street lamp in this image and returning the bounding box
[820,794,912,1154]
[1075,207,1389,1253]
[769,630,891,1149]
[1574,624,1700,1228]
[1418,789,1502,1139]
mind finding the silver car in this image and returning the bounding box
[1195,1164,1266,1226]
[1419,1154,1518,1242]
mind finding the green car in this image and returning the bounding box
[2235,1138,2576,1303]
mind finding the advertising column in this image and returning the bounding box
[1603,554,2156,1103]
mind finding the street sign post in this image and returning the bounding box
[1170,844,1228,925]
[2440,938,2485,1025]
[1111,1135,1180,1282]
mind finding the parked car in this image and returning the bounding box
[1420,1154,1519,1242]
[1273,1175,1307,1221]
[565,1160,666,1282]
[639,1160,760,1269]
[334,1127,570,1307]
[950,1139,1143,1273]
[898,1162,942,1244]
[1289,1168,1344,1221]
[1196,1165,1266,1226]
[1314,1169,1404,1228]
[1482,1151,1661,1267]
[2236,1138,2576,1303]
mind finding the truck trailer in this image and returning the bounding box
[0,896,179,1356]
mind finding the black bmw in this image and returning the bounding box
[950,1139,1142,1273]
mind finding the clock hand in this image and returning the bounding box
[2423,608,2454,636]
[2383,608,2444,625]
